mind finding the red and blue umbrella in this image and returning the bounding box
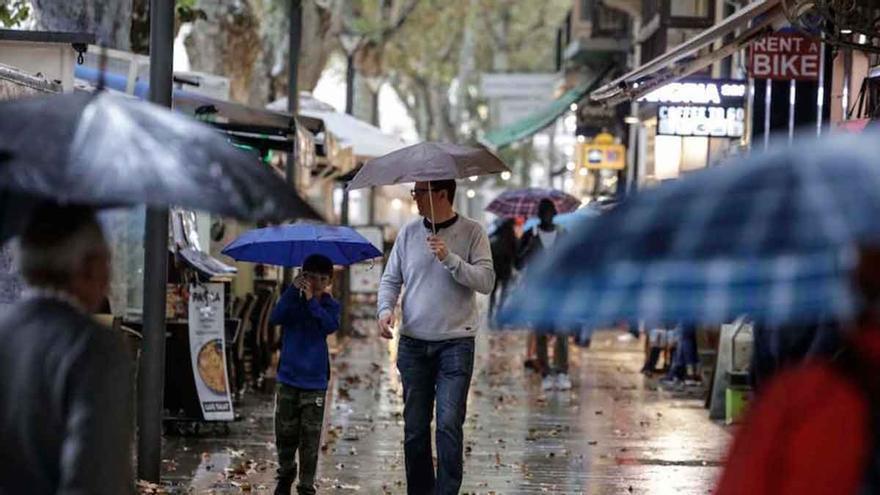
[222,224,382,267]
[486,187,581,219]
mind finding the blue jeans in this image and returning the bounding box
[397,335,475,495]
[667,325,698,380]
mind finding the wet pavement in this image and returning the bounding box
[149,328,732,494]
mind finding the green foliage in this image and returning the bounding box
[0,0,31,28]
[176,0,206,24]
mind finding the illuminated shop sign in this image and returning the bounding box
[641,78,746,138]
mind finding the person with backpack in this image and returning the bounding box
[517,199,572,391]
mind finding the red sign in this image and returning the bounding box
[748,32,820,80]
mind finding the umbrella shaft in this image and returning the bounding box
[428,182,437,236]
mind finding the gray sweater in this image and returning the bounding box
[378,215,495,341]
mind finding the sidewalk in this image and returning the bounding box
[151,329,731,494]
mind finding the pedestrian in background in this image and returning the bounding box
[517,199,572,391]
[377,179,494,495]
[489,218,517,320]
[0,203,133,495]
[270,254,340,495]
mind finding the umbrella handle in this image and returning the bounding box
[428,182,437,236]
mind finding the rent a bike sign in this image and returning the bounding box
[748,30,821,80]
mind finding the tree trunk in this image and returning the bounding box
[454,0,478,129]
[31,0,133,50]
[185,0,337,106]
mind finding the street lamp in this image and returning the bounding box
[501,171,511,181]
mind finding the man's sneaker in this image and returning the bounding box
[541,375,556,391]
[556,373,573,391]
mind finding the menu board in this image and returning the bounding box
[188,283,234,421]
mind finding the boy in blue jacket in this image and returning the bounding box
[270,254,340,495]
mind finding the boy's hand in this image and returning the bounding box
[294,275,315,299]
[377,312,395,339]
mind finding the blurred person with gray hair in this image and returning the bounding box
[0,203,134,494]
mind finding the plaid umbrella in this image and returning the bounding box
[486,188,581,218]
[498,132,880,333]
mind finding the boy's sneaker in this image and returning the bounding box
[541,375,556,391]
[556,373,573,391]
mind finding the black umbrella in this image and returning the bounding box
[0,91,320,223]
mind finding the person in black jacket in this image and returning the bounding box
[489,218,517,320]
[0,204,133,495]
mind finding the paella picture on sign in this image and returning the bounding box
[197,339,228,394]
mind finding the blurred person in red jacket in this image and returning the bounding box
[715,245,880,495]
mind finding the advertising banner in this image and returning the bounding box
[188,283,234,421]
[748,31,820,80]
[641,78,746,138]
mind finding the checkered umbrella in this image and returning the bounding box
[486,188,581,218]
[498,132,880,333]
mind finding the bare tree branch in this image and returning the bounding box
[379,0,420,39]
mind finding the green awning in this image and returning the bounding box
[480,70,608,151]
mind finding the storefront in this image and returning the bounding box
[635,78,747,185]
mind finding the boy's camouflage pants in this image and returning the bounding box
[275,383,326,495]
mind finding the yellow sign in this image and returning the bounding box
[577,133,626,170]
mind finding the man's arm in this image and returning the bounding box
[377,231,405,338]
[58,330,134,495]
[440,227,495,294]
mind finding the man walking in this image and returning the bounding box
[0,203,133,494]
[377,180,494,495]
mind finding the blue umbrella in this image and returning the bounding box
[522,206,600,232]
[499,131,880,332]
[222,224,382,267]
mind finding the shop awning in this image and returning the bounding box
[590,0,785,105]
[268,94,408,161]
[480,70,609,151]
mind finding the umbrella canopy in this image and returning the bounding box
[346,142,509,190]
[0,91,319,222]
[222,224,382,267]
[522,206,600,232]
[499,132,880,331]
[487,187,581,218]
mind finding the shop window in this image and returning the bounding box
[100,207,146,316]
[670,0,710,18]
[580,0,593,21]
[654,135,682,180]
[595,5,628,37]
[642,1,660,24]
[680,136,709,173]
[667,28,704,48]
